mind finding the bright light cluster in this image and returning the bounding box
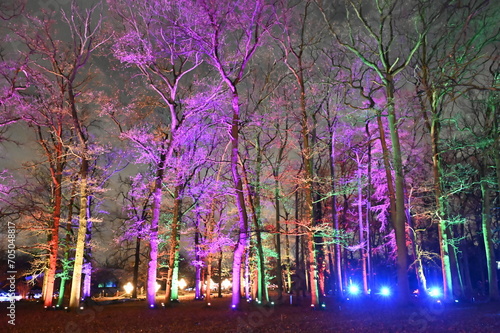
[348,284,360,295]
[428,287,441,298]
[380,286,391,296]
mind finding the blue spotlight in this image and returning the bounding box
[348,284,360,295]
[428,287,441,298]
[380,286,391,296]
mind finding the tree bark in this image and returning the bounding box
[165,185,182,304]
[481,178,499,300]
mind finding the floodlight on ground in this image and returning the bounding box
[348,284,360,295]
[380,286,391,296]
[428,287,441,298]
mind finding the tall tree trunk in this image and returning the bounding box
[481,178,499,300]
[82,196,93,299]
[274,173,283,300]
[241,157,268,303]
[218,248,223,298]
[132,236,141,299]
[68,159,88,310]
[43,166,62,308]
[57,182,76,307]
[165,185,182,304]
[194,227,202,300]
[385,78,410,303]
[146,153,166,308]
[38,124,64,308]
[297,66,319,307]
[329,135,343,299]
[430,112,454,301]
[356,158,368,295]
[229,90,249,309]
[205,254,212,304]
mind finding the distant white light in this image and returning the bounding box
[124,282,134,295]
[221,279,232,290]
[178,278,187,290]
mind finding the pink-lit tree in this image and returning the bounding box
[182,0,275,309]
[108,0,215,307]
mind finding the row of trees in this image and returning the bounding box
[0,0,498,310]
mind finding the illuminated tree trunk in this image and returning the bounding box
[419,52,454,301]
[485,74,499,301]
[227,87,250,309]
[385,78,410,303]
[299,75,319,307]
[329,132,343,298]
[194,228,202,300]
[241,152,268,303]
[356,155,368,295]
[146,155,166,307]
[217,248,223,298]
[165,185,182,304]
[132,236,141,299]
[274,174,283,299]
[481,177,499,301]
[205,254,213,303]
[82,196,93,299]
[280,1,319,304]
[41,126,63,308]
[57,183,76,307]
[68,80,90,310]
[68,160,88,310]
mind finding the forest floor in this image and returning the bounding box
[2,293,500,333]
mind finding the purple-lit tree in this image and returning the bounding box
[183,0,275,309]
[117,172,154,299]
[109,0,215,307]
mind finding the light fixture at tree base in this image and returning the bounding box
[380,286,391,296]
[348,284,360,295]
[428,287,442,298]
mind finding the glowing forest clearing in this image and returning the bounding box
[4,295,500,333]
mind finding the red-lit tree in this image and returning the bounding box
[4,1,106,309]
